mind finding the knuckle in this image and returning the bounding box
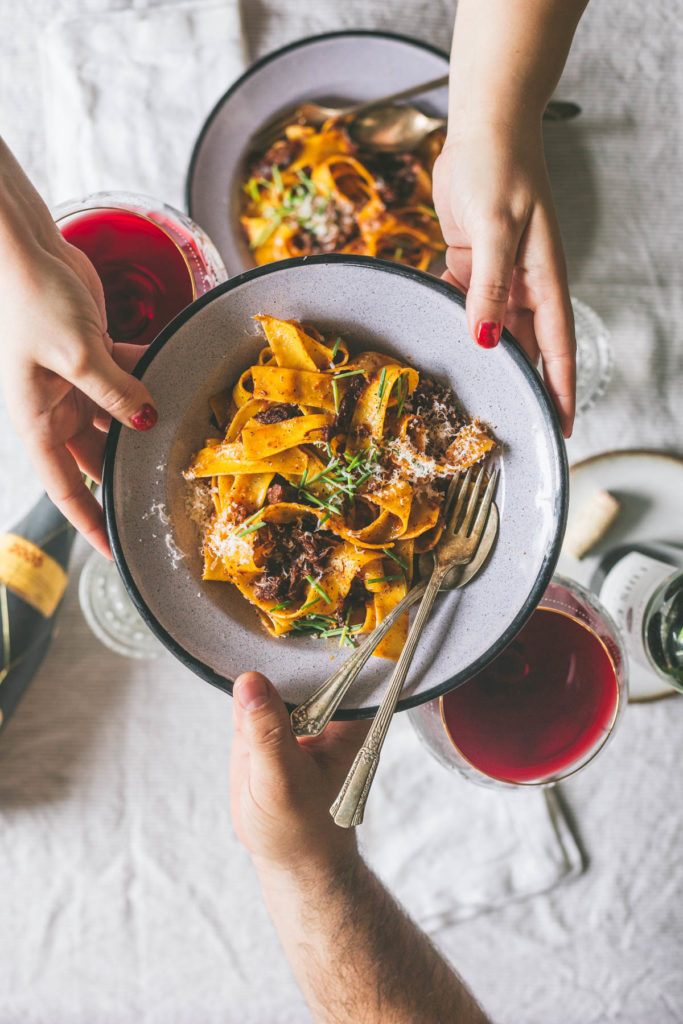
[97,380,137,416]
[56,342,94,380]
[486,208,520,238]
[257,719,292,753]
[470,279,511,305]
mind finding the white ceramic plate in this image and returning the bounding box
[557,449,683,702]
[186,30,449,277]
[103,255,567,716]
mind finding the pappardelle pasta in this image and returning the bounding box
[241,120,446,270]
[184,316,495,660]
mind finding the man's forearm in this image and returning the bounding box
[256,853,490,1024]
[449,0,589,131]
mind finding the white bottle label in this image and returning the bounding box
[599,552,673,671]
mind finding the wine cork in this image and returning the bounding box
[564,490,621,559]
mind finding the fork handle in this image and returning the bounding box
[290,581,428,737]
[330,568,446,828]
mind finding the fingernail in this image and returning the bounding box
[130,404,157,431]
[235,674,269,712]
[476,321,501,349]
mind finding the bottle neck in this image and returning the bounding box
[599,551,676,674]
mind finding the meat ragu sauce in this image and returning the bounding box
[184,316,495,658]
[240,121,446,270]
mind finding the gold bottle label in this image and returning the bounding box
[0,533,68,617]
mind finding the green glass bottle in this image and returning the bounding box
[595,544,683,693]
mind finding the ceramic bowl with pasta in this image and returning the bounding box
[186,30,450,276]
[183,315,495,661]
[103,255,567,716]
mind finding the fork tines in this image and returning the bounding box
[446,462,498,539]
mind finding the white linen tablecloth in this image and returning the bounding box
[1,2,682,1022]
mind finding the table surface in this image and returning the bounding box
[1,2,682,1022]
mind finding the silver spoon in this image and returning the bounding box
[290,501,499,738]
[350,99,582,151]
[251,73,581,154]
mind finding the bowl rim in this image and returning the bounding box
[102,253,569,717]
[185,28,449,220]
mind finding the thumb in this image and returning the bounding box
[466,218,523,349]
[62,333,158,432]
[233,672,300,775]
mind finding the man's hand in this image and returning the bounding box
[0,138,157,557]
[229,672,491,1024]
[433,125,576,438]
[230,671,368,878]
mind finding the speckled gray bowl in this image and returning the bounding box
[186,30,449,277]
[103,255,567,716]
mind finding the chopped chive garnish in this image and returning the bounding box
[331,336,342,360]
[241,507,264,527]
[307,461,338,486]
[396,373,408,418]
[366,575,404,585]
[299,467,309,489]
[244,178,261,203]
[299,597,321,613]
[294,613,336,627]
[270,600,292,612]
[382,547,409,570]
[326,442,334,460]
[377,368,388,408]
[252,216,281,248]
[300,491,342,515]
[319,512,331,526]
[332,377,339,414]
[305,575,332,603]
[333,369,366,380]
[296,168,316,191]
[271,164,283,192]
[236,521,266,538]
[339,606,352,648]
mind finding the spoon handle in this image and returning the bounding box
[290,581,427,737]
[342,75,449,119]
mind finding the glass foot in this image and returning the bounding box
[572,297,613,416]
[79,552,162,659]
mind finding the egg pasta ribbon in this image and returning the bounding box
[241,121,447,271]
[184,315,495,659]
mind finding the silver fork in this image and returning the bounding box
[290,502,499,738]
[330,463,498,828]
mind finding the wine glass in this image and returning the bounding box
[54,190,227,346]
[408,575,627,789]
[570,297,613,417]
[54,191,227,657]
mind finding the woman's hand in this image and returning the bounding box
[433,122,575,437]
[0,139,157,556]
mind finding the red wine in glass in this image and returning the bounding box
[56,192,226,346]
[408,576,626,788]
[441,607,620,784]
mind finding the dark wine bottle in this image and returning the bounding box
[0,494,76,733]
[591,542,683,692]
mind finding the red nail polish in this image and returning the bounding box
[476,321,501,349]
[130,404,157,431]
